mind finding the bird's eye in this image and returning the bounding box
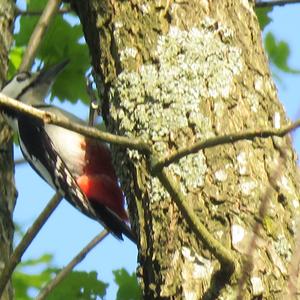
[16,72,30,82]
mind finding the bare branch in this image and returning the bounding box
[0,93,151,152]
[0,1,65,297]
[14,158,26,165]
[286,217,300,297]
[236,148,289,298]
[151,123,298,173]
[0,193,63,297]
[256,0,300,7]
[16,7,71,16]
[156,168,240,277]
[19,0,62,72]
[3,92,299,170]
[36,230,109,300]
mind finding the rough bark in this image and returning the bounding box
[0,1,16,300]
[71,0,300,299]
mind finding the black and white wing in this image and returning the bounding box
[18,114,96,218]
[17,114,136,243]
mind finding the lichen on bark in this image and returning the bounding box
[108,19,249,298]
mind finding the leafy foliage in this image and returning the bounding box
[11,0,90,103]
[13,254,55,299]
[8,46,25,77]
[255,7,273,30]
[47,270,108,300]
[255,7,300,75]
[114,269,142,300]
[265,32,300,74]
[13,252,108,299]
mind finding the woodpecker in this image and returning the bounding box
[0,61,136,243]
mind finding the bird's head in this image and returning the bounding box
[1,60,69,105]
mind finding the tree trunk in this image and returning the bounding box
[71,1,300,298]
[0,1,17,300]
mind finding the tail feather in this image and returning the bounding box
[90,201,137,244]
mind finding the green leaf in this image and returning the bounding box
[114,269,142,300]
[8,46,25,78]
[13,254,55,300]
[40,16,90,103]
[255,7,273,30]
[47,270,108,300]
[265,32,300,74]
[14,269,54,289]
[14,0,90,103]
[20,254,53,267]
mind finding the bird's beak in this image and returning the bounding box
[37,60,69,84]
[18,60,70,105]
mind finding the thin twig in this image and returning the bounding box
[236,185,275,297]
[286,218,300,297]
[0,93,150,152]
[36,230,109,300]
[0,193,63,297]
[16,7,71,16]
[151,123,299,173]
[282,118,300,297]
[14,158,27,165]
[19,0,62,72]
[2,92,300,169]
[236,149,288,299]
[156,168,240,277]
[255,0,300,7]
[0,1,64,297]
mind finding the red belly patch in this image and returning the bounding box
[77,174,128,221]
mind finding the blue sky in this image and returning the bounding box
[12,3,300,299]
[267,4,300,153]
